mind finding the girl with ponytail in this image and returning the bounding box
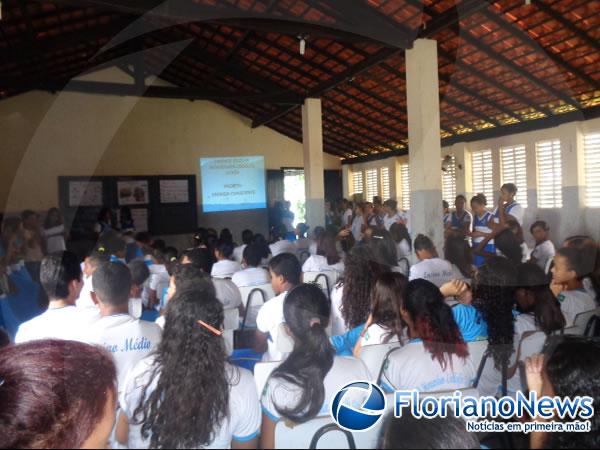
[381,279,474,392]
[261,284,370,449]
[117,290,261,449]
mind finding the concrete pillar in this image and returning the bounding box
[406,39,444,252]
[342,164,351,200]
[451,142,471,200]
[558,121,586,239]
[302,98,326,228]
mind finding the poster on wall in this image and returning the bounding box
[69,181,103,207]
[160,179,189,204]
[117,180,149,205]
[131,208,149,232]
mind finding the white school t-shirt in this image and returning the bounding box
[211,260,242,278]
[384,211,408,231]
[351,216,363,242]
[15,305,99,344]
[213,278,243,311]
[409,258,464,287]
[83,314,162,391]
[121,357,261,449]
[342,208,353,228]
[128,298,143,320]
[256,291,288,362]
[359,324,400,348]
[381,340,476,393]
[557,289,596,327]
[530,240,555,272]
[261,356,371,422]
[302,255,345,275]
[42,225,66,253]
[269,240,296,257]
[233,244,247,264]
[143,264,170,308]
[309,241,318,256]
[231,267,270,288]
[330,284,348,336]
[76,275,95,309]
[397,240,411,260]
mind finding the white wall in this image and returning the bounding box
[345,117,600,247]
[0,67,341,243]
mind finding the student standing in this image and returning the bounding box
[83,262,162,392]
[448,195,472,236]
[15,251,95,343]
[469,194,495,267]
[41,207,66,253]
[494,183,524,226]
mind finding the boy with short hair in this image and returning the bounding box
[16,251,94,343]
[231,244,270,288]
[551,247,597,326]
[128,260,150,319]
[84,262,162,391]
[529,221,555,272]
[76,250,109,309]
[255,253,302,362]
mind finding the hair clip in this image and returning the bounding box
[170,257,177,262]
[197,320,222,336]
[97,246,106,253]
[372,235,384,240]
[309,318,321,328]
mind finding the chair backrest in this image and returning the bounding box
[275,416,356,449]
[467,340,489,371]
[238,284,275,329]
[397,257,410,276]
[254,360,282,396]
[223,308,240,331]
[358,342,401,382]
[299,250,311,265]
[518,331,547,362]
[223,329,234,356]
[572,307,600,336]
[304,271,339,298]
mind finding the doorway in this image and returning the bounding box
[283,168,306,228]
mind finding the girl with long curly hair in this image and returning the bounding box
[329,245,389,335]
[116,290,261,449]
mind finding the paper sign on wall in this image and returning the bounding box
[160,179,189,203]
[69,181,103,207]
[117,180,149,205]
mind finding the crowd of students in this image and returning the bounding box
[0,186,599,449]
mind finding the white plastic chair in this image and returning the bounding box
[467,340,489,372]
[572,307,600,336]
[223,308,240,331]
[223,329,234,356]
[518,331,547,362]
[254,360,281,396]
[238,283,275,329]
[358,342,401,382]
[304,270,339,299]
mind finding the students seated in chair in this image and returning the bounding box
[117,291,261,449]
[15,251,95,343]
[409,235,464,287]
[562,235,600,303]
[255,253,301,362]
[525,336,600,450]
[381,279,475,393]
[529,221,556,272]
[550,247,597,326]
[232,244,271,288]
[260,284,370,449]
[233,229,254,264]
[212,241,242,279]
[301,230,344,274]
[378,414,480,449]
